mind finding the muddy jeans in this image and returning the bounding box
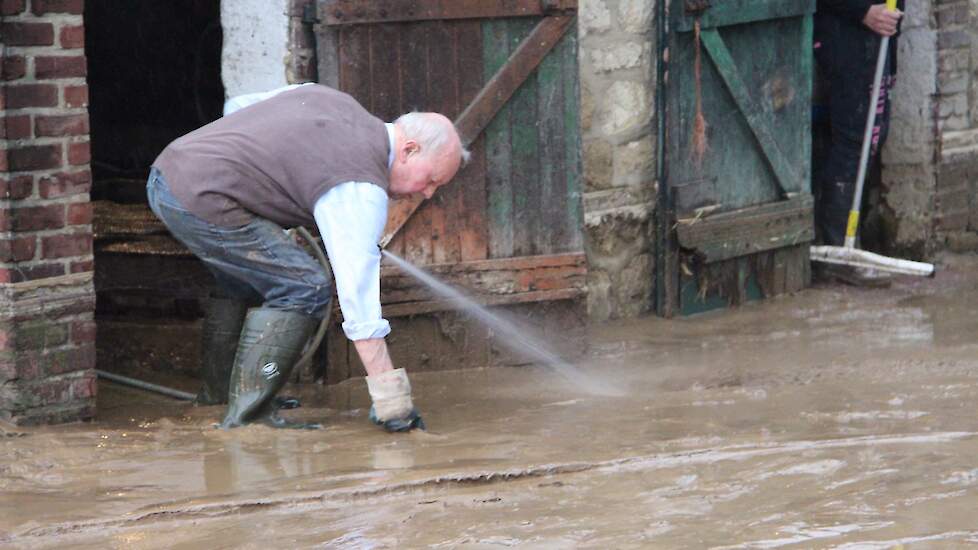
[146,168,332,318]
[812,20,895,246]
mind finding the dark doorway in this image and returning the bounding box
[85,1,224,392]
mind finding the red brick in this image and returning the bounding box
[7,144,62,171]
[69,259,93,273]
[32,0,82,14]
[70,320,96,344]
[16,263,66,282]
[0,175,34,199]
[4,114,32,140]
[2,22,54,46]
[35,55,87,80]
[1,0,25,15]
[64,85,87,108]
[71,370,97,400]
[11,204,65,232]
[42,231,91,258]
[39,170,90,199]
[66,202,92,225]
[0,236,36,262]
[2,56,26,81]
[59,24,84,49]
[35,114,89,137]
[68,141,90,165]
[6,84,58,109]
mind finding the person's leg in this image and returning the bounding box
[148,170,330,426]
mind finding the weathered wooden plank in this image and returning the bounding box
[676,196,814,263]
[428,21,461,265]
[323,0,577,26]
[378,15,574,250]
[457,21,489,261]
[369,24,402,121]
[510,18,540,257]
[536,23,565,255]
[484,18,515,259]
[338,25,371,109]
[561,28,583,253]
[386,21,431,258]
[383,252,584,275]
[384,288,584,317]
[674,0,813,32]
[699,29,797,197]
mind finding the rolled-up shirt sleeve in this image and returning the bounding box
[313,181,391,340]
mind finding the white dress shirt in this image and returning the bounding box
[224,85,393,341]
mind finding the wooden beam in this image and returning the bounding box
[323,0,577,26]
[384,288,584,317]
[699,29,798,197]
[379,14,575,248]
[676,196,814,263]
[674,0,813,32]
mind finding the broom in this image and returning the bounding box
[810,0,934,277]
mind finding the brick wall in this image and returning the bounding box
[932,0,978,250]
[882,0,978,255]
[0,0,96,425]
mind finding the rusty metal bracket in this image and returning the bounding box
[684,0,711,15]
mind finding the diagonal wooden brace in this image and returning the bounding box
[379,14,575,249]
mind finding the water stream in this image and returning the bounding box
[382,250,623,396]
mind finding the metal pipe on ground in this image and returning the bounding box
[96,370,196,401]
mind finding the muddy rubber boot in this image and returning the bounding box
[196,297,248,405]
[220,308,319,429]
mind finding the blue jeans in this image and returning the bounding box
[146,168,332,318]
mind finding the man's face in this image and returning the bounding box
[388,142,462,199]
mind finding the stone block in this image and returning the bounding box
[599,80,650,136]
[618,0,655,34]
[613,136,655,187]
[584,139,614,191]
[580,0,612,36]
[589,41,648,73]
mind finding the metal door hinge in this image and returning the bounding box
[303,2,321,25]
[684,0,711,15]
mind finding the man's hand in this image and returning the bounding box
[366,368,426,432]
[369,406,426,432]
[862,4,902,36]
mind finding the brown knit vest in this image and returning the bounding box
[154,84,390,228]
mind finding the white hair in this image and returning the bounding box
[395,111,472,166]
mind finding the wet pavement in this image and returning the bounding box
[3,254,978,549]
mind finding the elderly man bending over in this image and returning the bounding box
[147,83,468,431]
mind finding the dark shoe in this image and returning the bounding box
[221,308,318,429]
[814,263,892,288]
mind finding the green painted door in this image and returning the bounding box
[658,0,816,316]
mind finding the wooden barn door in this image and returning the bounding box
[659,0,816,316]
[314,1,584,317]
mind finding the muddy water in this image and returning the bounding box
[3,254,978,549]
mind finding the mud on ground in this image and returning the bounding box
[3,254,978,549]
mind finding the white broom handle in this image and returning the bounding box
[844,34,891,249]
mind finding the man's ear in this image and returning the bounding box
[402,139,420,159]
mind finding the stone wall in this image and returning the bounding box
[0,0,96,425]
[883,0,978,254]
[578,0,657,321]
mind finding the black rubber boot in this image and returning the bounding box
[220,308,319,429]
[196,297,248,405]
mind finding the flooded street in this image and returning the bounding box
[3,254,978,549]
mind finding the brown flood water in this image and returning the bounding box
[3,254,978,549]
